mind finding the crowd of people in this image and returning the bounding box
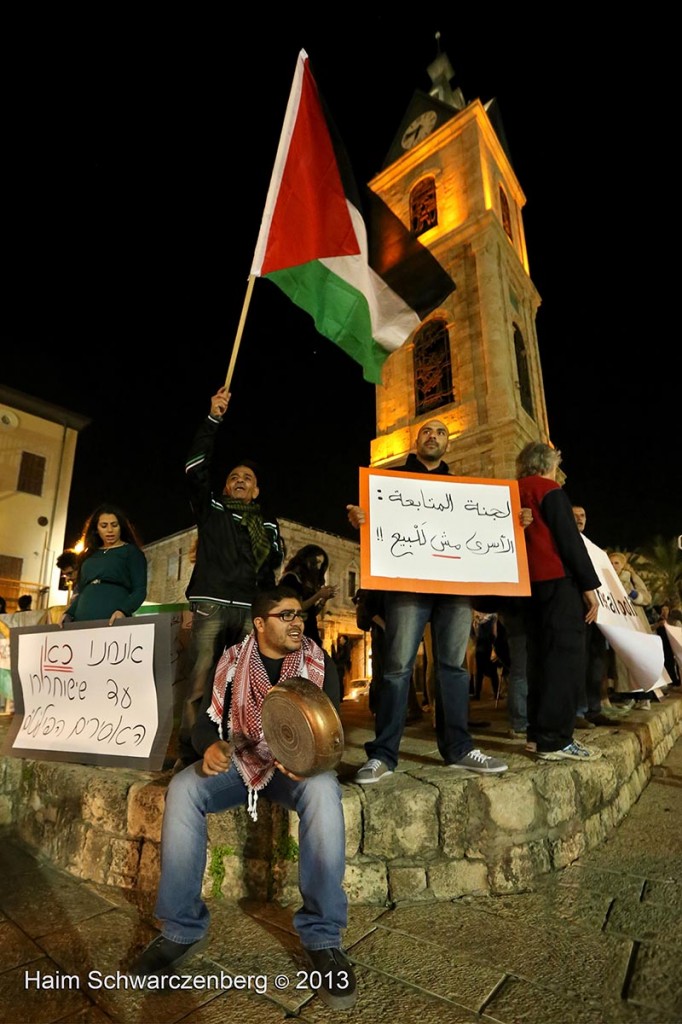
[345,431,675,778]
[4,387,679,1012]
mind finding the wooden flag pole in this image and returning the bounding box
[224,273,257,390]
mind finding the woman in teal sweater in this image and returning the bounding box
[66,505,148,624]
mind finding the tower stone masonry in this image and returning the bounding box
[370,58,550,479]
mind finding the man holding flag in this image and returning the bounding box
[177,388,284,769]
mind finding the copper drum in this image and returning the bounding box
[262,677,344,777]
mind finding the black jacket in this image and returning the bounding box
[400,453,450,476]
[399,454,450,473]
[184,416,283,607]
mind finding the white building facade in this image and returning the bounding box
[0,386,89,610]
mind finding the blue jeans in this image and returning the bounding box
[366,593,473,768]
[155,763,347,950]
[178,602,252,761]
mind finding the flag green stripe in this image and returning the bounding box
[267,262,390,384]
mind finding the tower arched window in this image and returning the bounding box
[414,319,453,415]
[513,324,534,419]
[410,177,438,236]
[499,185,513,240]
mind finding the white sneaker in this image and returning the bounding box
[537,740,602,762]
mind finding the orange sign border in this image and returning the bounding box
[359,467,530,596]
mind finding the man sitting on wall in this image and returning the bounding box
[128,586,355,1010]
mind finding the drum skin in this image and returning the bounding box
[262,677,344,777]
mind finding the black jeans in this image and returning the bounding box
[583,623,607,714]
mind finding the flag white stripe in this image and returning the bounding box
[251,49,309,277]
[320,202,420,352]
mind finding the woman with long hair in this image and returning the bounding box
[279,544,335,646]
[64,504,147,625]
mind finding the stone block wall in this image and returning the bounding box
[1,699,681,907]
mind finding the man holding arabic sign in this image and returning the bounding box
[347,419,508,783]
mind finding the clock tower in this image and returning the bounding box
[369,49,550,481]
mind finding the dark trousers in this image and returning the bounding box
[659,627,681,686]
[523,578,586,753]
[584,624,608,714]
[474,641,499,698]
[177,601,251,763]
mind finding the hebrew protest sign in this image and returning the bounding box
[2,615,174,769]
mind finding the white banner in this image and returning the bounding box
[14,624,158,757]
[582,536,665,692]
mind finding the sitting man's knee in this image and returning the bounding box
[297,772,341,808]
[166,762,203,804]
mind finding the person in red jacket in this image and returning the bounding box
[517,442,602,762]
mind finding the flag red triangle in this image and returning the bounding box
[260,59,360,274]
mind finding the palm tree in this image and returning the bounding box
[632,537,682,608]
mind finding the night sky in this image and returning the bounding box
[3,14,678,553]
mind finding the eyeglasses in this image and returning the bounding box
[264,610,308,622]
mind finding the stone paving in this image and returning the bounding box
[1,696,682,1022]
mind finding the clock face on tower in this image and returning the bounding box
[400,110,438,150]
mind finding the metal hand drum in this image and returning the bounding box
[262,677,344,776]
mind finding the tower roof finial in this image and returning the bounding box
[427,35,465,111]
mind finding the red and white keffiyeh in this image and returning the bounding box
[209,632,325,819]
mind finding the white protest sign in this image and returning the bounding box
[582,535,665,691]
[359,468,530,596]
[13,623,158,758]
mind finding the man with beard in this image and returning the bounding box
[347,419,508,783]
[129,587,355,1010]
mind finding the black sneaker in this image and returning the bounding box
[128,934,208,978]
[303,946,357,1009]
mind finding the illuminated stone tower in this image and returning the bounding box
[369,51,550,478]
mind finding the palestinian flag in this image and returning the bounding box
[250,49,455,384]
